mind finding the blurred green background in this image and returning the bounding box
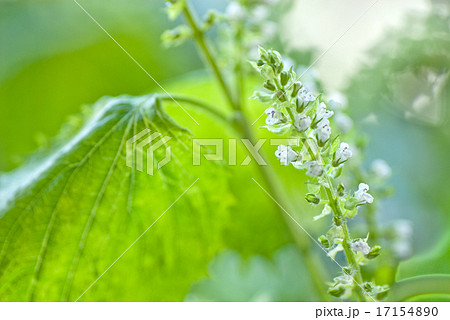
[0,0,449,301]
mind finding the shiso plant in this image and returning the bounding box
[162,0,394,301]
[2,0,449,302]
[250,47,390,301]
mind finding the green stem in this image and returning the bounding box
[181,2,330,301]
[364,205,378,243]
[159,94,228,122]
[182,4,238,110]
[302,136,366,302]
[234,24,246,110]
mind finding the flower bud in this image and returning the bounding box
[277,62,284,73]
[258,46,269,62]
[333,215,342,226]
[342,267,352,275]
[280,71,289,86]
[269,54,276,65]
[264,81,276,91]
[203,10,218,30]
[275,90,287,102]
[318,235,330,248]
[161,26,192,47]
[366,245,381,259]
[328,286,345,298]
[305,193,320,205]
[337,183,345,197]
[291,82,302,97]
[295,97,305,113]
[363,282,374,291]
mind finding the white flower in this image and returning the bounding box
[264,107,283,125]
[298,87,316,102]
[260,22,277,39]
[303,161,323,177]
[371,159,392,179]
[226,1,245,20]
[275,145,298,166]
[334,142,352,165]
[328,92,348,110]
[315,102,334,121]
[351,239,371,255]
[316,119,331,143]
[252,5,269,21]
[294,114,311,132]
[392,220,413,260]
[304,92,316,102]
[354,183,374,204]
[335,113,353,133]
[392,241,413,260]
[393,220,413,239]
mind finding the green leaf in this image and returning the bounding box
[392,233,450,301]
[304,100,319,118]
[330,136,340,154]
[306,182,321,194]
[397,232,450,280]
[344,207,358,219]
[313,204,331,221]
[185,244,320,302]
[261,123,292,135]
[388,275,450,302]
[260,65,275,80]
[250,91,273,103]
[0,94,234,301]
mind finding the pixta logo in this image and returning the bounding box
[126,129,172,176]
[192,138,299,165]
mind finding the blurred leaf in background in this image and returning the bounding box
[344,0,450,257]
[186,244,319,302]
[0,0,203,171]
